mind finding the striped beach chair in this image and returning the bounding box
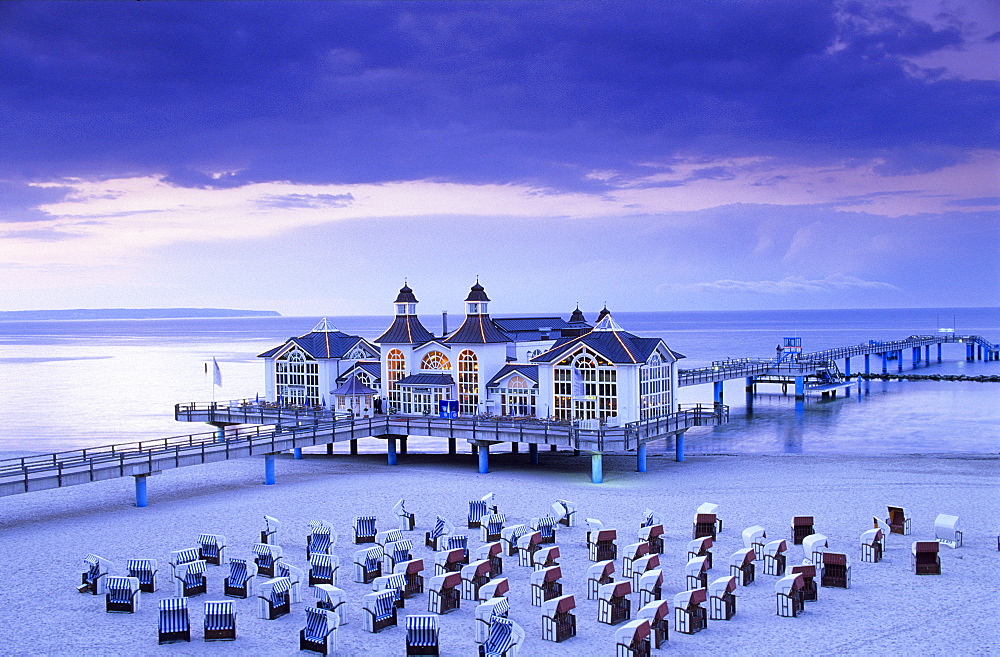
[641,508,662,528]
[393,499,415,531]
[614,618,651,657]
[426,516,454,551]
[374,572,408,609]
[203,600,237,641]
[306,521,335,560]
[531,516,557,544]
[309,553,339,587]
[541,594,577,643]
[362,590,397,633]
[104,576,141,613]
[376,528,404,547]
[355,516,378,544]
[261,515,281,545]
[126,559,157,593]
[475,596,510,643]
[637,599,669,648]
[354,545,384,583]
[79,553,112,595]
[478,617,524,657]
[385,539,413,571]
[157,597,190,644]
[197,534,227,565]
[257,576,292,620]
[252,543,282,578]
[276,560,304,603]
[500,524,528,557]
[427,572,461,614]
[446,534,470,560]
[174,560,207,597]
[224,558,256,598]
[300,606,339,655]
[313,584,348,624]
[395,558,425,598]
[469,492,497,529]
[169,547,200,576]
[406,614,439,656]
[482,514,506,543]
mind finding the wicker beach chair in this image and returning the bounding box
[790,564,818,602]
[260,515,281,545]
[802,533,829,565]
[685,556,710,590]
[693,513,719,540]
[252,543,282,578]
[469,493,497,529]
[533,545,560,571]
[393,499,416,531]
[531,516,557,544]
[126,558,157,593]
[362,590,398,632]
[405,614,439,656]
[541,594,577,643]
[276,559,304,603]
[385,539,414,571]
[203,600,237,641]
[257,577,292,619]
[912,541,941,575]
[762,539,788,576]
[477,541,504,577]
[791,516,815,545]
[376,528,404,548]
[673,588,707,635]
[309,553,339,587]
[435,547,467,576]
[197,534,227,565]
[475,596,510,643]
[224,558,256,598]
[860,528,884,563]
[157,597,190,644]
[373,572,408,609]
[551,499,577,527]
[445,534,470,561]
[820,552,851,587]
[530,565,563,606]
[687,536,714,568]
[482,514,506,543]
[174,560,207,597]
[622,541,650,579]
[168,547,199,576]
[478,577,509,602]
[355,515,378,544]
[597,580,632,625]
[588,526,618,562]
[104,576,140,613]
[462,559,493,601]
[300,606,339,655]
[354,545,384,583]
[934,514,963,548]
[886,505,911,535]
[478,618,524,657]
[638,523,664,555]
[729,547,756,586]
[394,558,425,598]
[516,531,543,567]
[614,618,651,657]
[775,573,805,618]
[426,516,455,551]
[587,559,616,600]
[500,524,529,557]
[313,584,349,624]
[637,568,663,606]
[306,520,335,560]
[637,599,669,648]
[427,572,461,615]
[742,526,767,560]
[696,503,723,533]
[708,575,737,620]
[630,554,660,591]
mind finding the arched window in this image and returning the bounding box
[499,375,535,416]
[640,351,670,419]
[420,351,451,371]
[553,347,616,421]
[275,348,319,406]
[458,350,479,415]
[508,375,528,388]
[387,349,409,414]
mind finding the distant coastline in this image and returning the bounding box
[0,308,282,321]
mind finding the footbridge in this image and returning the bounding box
[0,403,726,504]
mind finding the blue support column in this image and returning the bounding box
[350,439,358,455]
[864,354,870,374]
[937,343,942,362]
[387,437,397,465]
[675,432,686,462]
[843,358,851,377]
[478,444,489,474]
[591,452,603,484]
[745,376,755,410]
[713,381,724,405]
[912,347,920,364]
[215,425,225,443]
[794,376,805,400]
[448,438,457,455]
[529,443,539,465]
[636,444,647,472]
[550,445,557,452]
[293,448,303,459]
[134,475,147,507]
[924,345,930,363]
[967,343,974,360]
[897,350,903,372]
[264,454,276,485]
[881,354,887,373]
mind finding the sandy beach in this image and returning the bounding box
[2,449,997,655]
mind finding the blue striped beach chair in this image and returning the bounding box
[313,584,348,624]
[309,553,339,587]
[300,606,339,655]
[425,516,453,551]
[482,514,506,542]
[169,547,200,573]
[641,508,662,528]
[175,560,207,597]
[500,525,528,557]
[224,558,256,598]
[531,516,557,544]
[354,545,384,583]
[197,534,227,565]
[376,528,404,547]
[393,499,415,531]
[394,558,424,598]
[405,614,439,656]
[252,542,283,578]
[261,515,281,545]
[105,576,141,613]
[355,516,378,544]
[479,617,524,657]
[446,534,469,561]
[475,596,510,643]
[157,597,190,644]
[374,572,408,609]
[79,554,112,595]
[362,590,397,633]
[127,559,157,593]
[257,576,292,620]
[468,500,488,529]
[276,560,304,603]
[203,600,237,641]
[307,521,334,560]
[385,539,413,571]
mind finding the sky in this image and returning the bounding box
[0,0,998,316]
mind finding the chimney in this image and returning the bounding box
[442,311,448,337]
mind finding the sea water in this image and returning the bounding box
[0,308,997,456]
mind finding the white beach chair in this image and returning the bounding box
[597,580,632,625]
[362,590,397,632]
[637,599,669,648]
[696,502,723,533]
[500,524,528,557]
[533,545,560,571]
[587,524,618,562]
[673,588,707,635]
[687,536,714,568]
[354,545,384,583]
[530,565,563,606]
[630,554,660,591]
[802,533,828,566]
[934,514,963,548]
[394,557,425,599]
[478,577,510,602]
[638,523,664,555]
[685,556,709,590]
[427,572,461,615]
[708,575,738,620]
[261,515,281,545]
[587,559,615,600]
[384,538,414,571]
[615,618,651,657]
[475,596,510,643]
[477,541,504,577]
[541,594,577,643]
[860,528,884,563]
[376,528,404,548]
[461,559,492,600]
[313,584,349,625]
[393,499,415,532]
[637,568,663,606]
[434,547,466,576]
[257,576,291,620]
[763,539,789,576]
[729,547,755,586]
[276,559,304,603]
[373,572,407,610]
[742,525,767,560]
[309,553,339,587]
[517,530,543,567]
[551,499,577,527]
[622,541,650,579]
[693,510,719,540]
[168,547,200,577]
[775,573,805,618]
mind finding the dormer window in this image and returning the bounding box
[396,302,416,316]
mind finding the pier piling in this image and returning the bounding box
[675,431,686,462]
[264,454,276,485]
[529,442,539,465]
[387,437,397,465]
[134,475,147,507]
[636,444,647,472]
[478,443,489,474]
[591,452,603,483]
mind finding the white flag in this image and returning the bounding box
[213,357,223,387]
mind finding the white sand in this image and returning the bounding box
[1,449,997,655]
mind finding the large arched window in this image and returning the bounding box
[275,348,319,406]
[499,375,535,417]
[387,349,410,414]
[458,350,479,415]
[553,347,616,421]
[420,351,451,371]
[640,352,670,419]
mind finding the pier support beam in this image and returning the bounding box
[864,354,870,374]
[745,376,755,410]
[843,358,851,377]
[293,448,303,460]
[794,376,805,400]
[264,454,276,485]
[636,444,647,473]
[350,439,358,455]
[550,445,557,452]
[529,443,539,465]
[591,452,603,484]
[897,350,904,372]
[937,343,942,362]
[448,438,457,455]
[134,475,148,507]
[713,381,724,405]
[880,353,887,374]
[478,444,490,474]
[967,343,974,360]
[675,431,686,462]
[924,345,931,364]
[913,347,920,364]
[400,438,407,455]
[387,437,398,465]
[511,442,519,454]
[326,443,333,455]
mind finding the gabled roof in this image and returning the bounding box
[258,326,375,360]
[337,360,381,384]
[331,374,377,397]
[375,315,436,344]
[395,373,455,386]
[442,314,512,344]
[487,364,539,388]
[530,314,671,365]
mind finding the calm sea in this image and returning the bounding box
[1,307,997,456]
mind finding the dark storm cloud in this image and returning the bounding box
[0,1,996,191]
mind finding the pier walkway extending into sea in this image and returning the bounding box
[0,403,726,503]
